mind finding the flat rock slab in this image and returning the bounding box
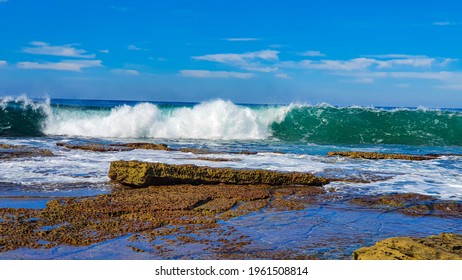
[353,233,462,260]
[108,160,330,187]
[349,193,462,218]
[327,151,438,161]
[56,142,171,152]
[0,144,53,160]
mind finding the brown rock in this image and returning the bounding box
[113,142,172,151]
[327,151,437,161]
[349,193,462,218]
[184,157,241,162]
[57,142,172,152]
[353,233,462,260]
[56,142,132,152]
[0,144,54,159]
[108,160,330,187]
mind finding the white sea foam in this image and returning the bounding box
[44,99,291,140]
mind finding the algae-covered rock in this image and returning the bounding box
[113,142,172,151]
[57,142,172,152]
[327,151,437,161]
[0,144,54,159]
[349,193,462,218]
[108,160,330,187]
[178,148,257,155]
[353,233,462,260]
[57,142,132,152]
[185,157,241,162]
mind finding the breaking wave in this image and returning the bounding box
[2,96,462,146]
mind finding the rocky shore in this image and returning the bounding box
[1,143,461,259]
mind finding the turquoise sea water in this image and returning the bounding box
[1,96,462,259]
[1,96,462,199]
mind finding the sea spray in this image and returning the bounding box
[44,99,291,139]
[2,96,462,146]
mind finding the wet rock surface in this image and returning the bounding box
[56,142,256,155]
[2,184,461,259]
[327,151,438,161]
[56,142,171,152]
[183,157,241,162]
[353,233,462,260]
[108,161,330,187]
[0,144,54,159]
[349,193,462,218]
[178,148,257,155]
[0,183,328,256]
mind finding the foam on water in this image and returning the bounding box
[44,100,291,140]
[1,96,462,200]
[1,137,462,200]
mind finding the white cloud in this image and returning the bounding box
[111,69,139,75]
[439,84,462,90]
[339,71,453,81]
[180,70,254,79]
[149,57,167,62]
[375,58,435,68]
[223,38,260,42]
[192,50,279,75]
[439,58,458,67]
[284,58,378,71]
[275,73,290,79]
[17,60,102,71]
[0,60,6,66]
[300,50,325,57]
[0,0,9,3]
[280,56,453,71]
[365,54,428,59]
[386,71,452,80]
[23,41,95,58]
[243,66,278,73]
[352,78,375,84]
[99,49,110,54]
[433,21,455,26]
[269,44,288,49]
[193,50,279,64]
[128,45,147,51]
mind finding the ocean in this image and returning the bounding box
[2,95,462,200]
[1,95,462,259]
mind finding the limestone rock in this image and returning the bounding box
[353,233,462,260]
[327,151,437,161]
[108,160,330,187]
[0,144,53,159]
[57,142,172,152]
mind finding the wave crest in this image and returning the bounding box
[44,99,290,139]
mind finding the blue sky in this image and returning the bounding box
[1,0,462,106]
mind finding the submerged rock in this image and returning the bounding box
[349,193,462,218]
[184,157,242,162]
[327,151,437,161]
[353,233,462,260]
[179,148,257,155]
[113,142,172,151]
[0,184,271,253]
[179,148,220,154]
[0,144,54,159]
[57,142,133,152]
[108,160,330,187]
[56,142,172,152]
